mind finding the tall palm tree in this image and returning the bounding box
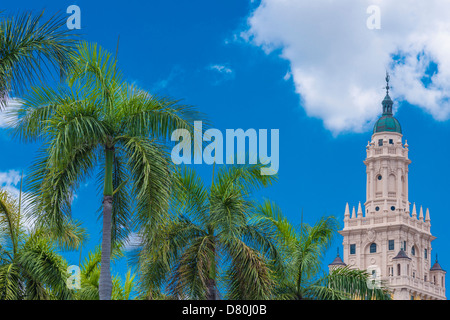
[8,42,203,300]
[0,187,86,299]
[257,200,391,300]
[137,164,281,300]
[0,10,77,108]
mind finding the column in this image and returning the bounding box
[383,164,388,199]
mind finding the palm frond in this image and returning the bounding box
[118,84,206,140]
[309,266,391,300]
[0,263,23,300]
[225,238,275,300]
[119,135,172,241]
[17,237,73,300]
[0,10,78,108]
[0,188,20,255]
[67,41,122,115]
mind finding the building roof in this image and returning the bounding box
[373,74,402,134]
[392,249,411,260]
[328,249,346,266]
[373,114,402,134]
[431,257,446,272]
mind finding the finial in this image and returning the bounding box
[337,247,340,257]
[357,202,362,217]
[381,71,393,115]
[385,71,390,94]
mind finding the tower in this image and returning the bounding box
[332,73,446,300]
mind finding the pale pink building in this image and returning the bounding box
[330,75,446,300]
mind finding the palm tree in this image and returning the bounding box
[257,200,391,300]
[0,187,86,299]
[0,10,77,108]
[137,164,281,300]
[8,42,203,300]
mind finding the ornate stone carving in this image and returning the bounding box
[367,229,376,242]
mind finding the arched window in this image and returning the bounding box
[411,246,415,256]
[401,176,405,195]
[388,174,396,193]
[397,264,401,276]
[370,243,377,253]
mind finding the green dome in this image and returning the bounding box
[373,91,402,134]
[373,115,402,134]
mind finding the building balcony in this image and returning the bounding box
[386,275,446,299]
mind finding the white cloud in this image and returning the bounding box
[0,98,20,129]
[0,169,22,197]
[283,70,292,81]
[123,231,143,251]
[244,0,450,133]
[151,66,184,93]
[209,64,233,74]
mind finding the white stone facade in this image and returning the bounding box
[335,116,446,300]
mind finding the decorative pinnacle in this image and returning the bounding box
[385,71,390,94]
[425,208,430,222]
[357,202,363,217]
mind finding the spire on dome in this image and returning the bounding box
[382,72,394,116]
[385,71,390,95]
[373,71,402,134]
[430,254,445,272]
[328,247,346,267]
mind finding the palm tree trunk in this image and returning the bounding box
[206,241,218,300]
[99,146,114,300]
[206,278,218,300]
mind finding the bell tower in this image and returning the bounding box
[332,73,446,300]
[364,73,410,217]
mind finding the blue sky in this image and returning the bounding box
[1,0,450,296]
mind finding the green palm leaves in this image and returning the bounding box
[0,187,86,300]
[8,41,203,300]
[0,10,77,108]
[137,164,279,300]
